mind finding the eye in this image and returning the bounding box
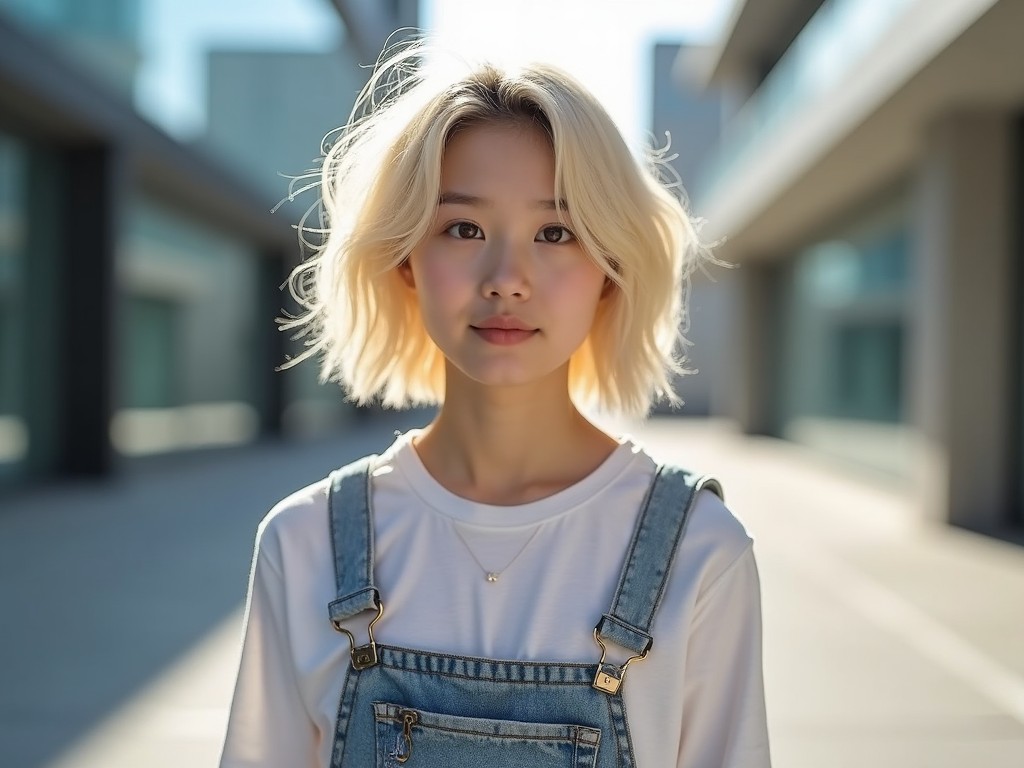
[537,225,575,244]
[444,221,483,240]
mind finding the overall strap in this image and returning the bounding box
[326,455,383,668]
[596,465,724,660]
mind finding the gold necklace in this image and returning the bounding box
[451,524,542,583]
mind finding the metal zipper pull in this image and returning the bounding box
[395,709,418,763]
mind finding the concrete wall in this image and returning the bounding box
[909,110,1018,531]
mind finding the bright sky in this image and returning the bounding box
[137,0,729,149]
[421,0,729,148]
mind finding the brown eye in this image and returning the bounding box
[445,222,482,239]
[538,226,574,244]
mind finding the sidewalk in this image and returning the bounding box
[638,419,1024,767]
[1,416,1022,767]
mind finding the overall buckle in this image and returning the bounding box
[331,599,385,670]
[591,628,648,694]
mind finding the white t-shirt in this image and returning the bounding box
[220,429,770,767]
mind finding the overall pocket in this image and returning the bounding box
[373,701,601,768]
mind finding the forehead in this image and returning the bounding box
[440,122,556,190]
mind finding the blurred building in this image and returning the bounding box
[650,42,727,417]
[0,0,415,490]
[672,0,1024,534]
[202,48,367,437]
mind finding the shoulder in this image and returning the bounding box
[622,448,756,596]
[674,471,755,596]
[255,452,390,563]
[254,475,333,568]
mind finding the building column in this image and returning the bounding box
[256,250,288,437]
[56,144,122,476]
[714,261,782,434]
[909,110,1016,531]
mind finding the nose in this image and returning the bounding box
[480,236,531,300]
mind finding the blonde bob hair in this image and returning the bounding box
[281,43,712,419]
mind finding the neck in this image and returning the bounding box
[412,367,618,505]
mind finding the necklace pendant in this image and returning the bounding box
[486,572,500,583]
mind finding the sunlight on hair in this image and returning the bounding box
[277,39,725,419]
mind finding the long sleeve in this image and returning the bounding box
[678,545,772,768]
[220,521,317,768]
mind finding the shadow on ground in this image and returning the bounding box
[0,411,429,768]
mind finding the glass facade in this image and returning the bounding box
[696,0,916,205]
[777,197,913,476]
[0,0,362,486]
[122,295,179,409]
[0,0,139,37]
[0,0,141,98]
[111,197,265,456]
[0,134,28,475]
[0,133,63,483]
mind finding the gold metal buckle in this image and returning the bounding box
[592,628,648,694]
[331,599,384,670]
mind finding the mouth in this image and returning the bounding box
[473,315,537,332]
[470,326,539,345]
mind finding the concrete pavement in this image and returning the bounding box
[638,419,1024,767]
[1,415,1022,767]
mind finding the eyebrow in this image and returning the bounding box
[438,191,568,211]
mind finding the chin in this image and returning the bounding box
[454,361,568,391]
[463,372,538,389]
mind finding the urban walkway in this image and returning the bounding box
[1,415,1022,767]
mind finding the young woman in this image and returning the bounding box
[220,44,770,768]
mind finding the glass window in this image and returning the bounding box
[833,321,903,422]
[778,199,912,476]
[111,197,264,456]
[0,133,29,474]
[122,295,179,409]
[0,0,142,99]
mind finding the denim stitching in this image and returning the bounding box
[332,667,363,768]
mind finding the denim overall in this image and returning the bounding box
[326,455,723,768]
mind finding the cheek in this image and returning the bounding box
[547,261,607,302]
[416,259,469,299]
[410,252,477,317]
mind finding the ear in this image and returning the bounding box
[600,275,616,298]
[397,258,415,288]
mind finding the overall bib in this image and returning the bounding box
[326,455,723,768]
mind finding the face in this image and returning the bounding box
[400,121,609,393]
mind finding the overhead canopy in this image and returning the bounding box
[698,0,825,87]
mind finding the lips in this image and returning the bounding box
[472,315,537,331]
[469,315,539,345]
